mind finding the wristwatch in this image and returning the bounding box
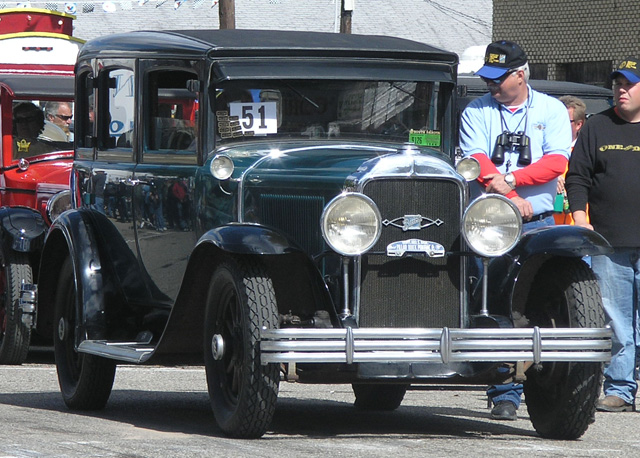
[504,173,516,189]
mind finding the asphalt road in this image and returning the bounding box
[0,349,638,457]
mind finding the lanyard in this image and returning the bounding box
[499,100,528,137]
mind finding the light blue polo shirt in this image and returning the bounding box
[459,85,572,216]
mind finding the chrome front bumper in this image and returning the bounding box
[260,327,612,365]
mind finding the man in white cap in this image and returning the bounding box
[566,57,640,413]
[459,40,572,421]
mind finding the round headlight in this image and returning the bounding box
[321,193,381,256]
[46,190,72,223]
[462,194,522,257]
[210,154,234,180]
[456,156,481,181]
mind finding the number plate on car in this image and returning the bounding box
[386,239,445,257]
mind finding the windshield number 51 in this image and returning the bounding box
[230,101,277,135]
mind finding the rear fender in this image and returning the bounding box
[482,225,612,318]
[0,206,47,253]
[36,209,107,342]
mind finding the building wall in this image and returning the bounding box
[493,0,640,85]
[6,0,491,59]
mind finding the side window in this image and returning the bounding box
[144,69,198,165]
[76,69,94,152]
[96,66,135,159]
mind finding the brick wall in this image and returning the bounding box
[493,0,640,84]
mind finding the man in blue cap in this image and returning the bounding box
[459,40,572,420]
[566,58,640,413]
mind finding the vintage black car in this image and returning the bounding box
[33,30,612,439]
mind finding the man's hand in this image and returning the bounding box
[483,173,532,220]
[510,196,533,221]
[483,173,512,195]
[572,210,593,230]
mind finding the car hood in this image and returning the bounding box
[216,140,457,189]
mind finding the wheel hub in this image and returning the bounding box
[211,333,225,360]
[57,317,67,341]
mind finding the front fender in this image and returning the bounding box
[152,223,331,356]
[36,209,106,341]
[482,225,612,318]
[0,206,47,253]
[196,222,305,255]
[510,225,612,259]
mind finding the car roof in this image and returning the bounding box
[78,29,459,64]
[458,76,612,96]
[457,76,613,115]
[0,74,74,99]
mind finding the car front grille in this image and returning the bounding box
[360,178,462,328]
[258,193,326,255]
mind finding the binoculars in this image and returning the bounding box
[491,131,532,166]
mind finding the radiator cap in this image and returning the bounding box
[398,142,420,155]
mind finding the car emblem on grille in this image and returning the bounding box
[382,214,443,231]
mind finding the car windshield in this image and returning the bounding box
[211,79,449,148]
[12,98,74,160]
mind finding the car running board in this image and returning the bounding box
[77,340,155,364]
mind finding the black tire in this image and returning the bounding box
[352,384,408,411]
[54,256,116,410]
[523,258,604,440]
[0,251,33,364]
[204,257,280,438]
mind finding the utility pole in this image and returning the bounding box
[219,0,235,30]
[340,0,353,34]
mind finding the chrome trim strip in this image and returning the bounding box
[533,326,542,365]
[440,327,451,364]
[353,256,362,322]
[260,327,612,365]
[346,327,354,364]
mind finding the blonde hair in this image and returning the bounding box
[559,95,587,123]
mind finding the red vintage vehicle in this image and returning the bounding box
[0,8,83,363]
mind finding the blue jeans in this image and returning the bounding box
[488,214,556,408]
[590,248,640,405]
[488,382,523,408]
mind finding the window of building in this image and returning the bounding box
[560,61,611,87]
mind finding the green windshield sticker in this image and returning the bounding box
[409,130,441,147]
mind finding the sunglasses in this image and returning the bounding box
[481,70,517,85]
[55,114,73,121]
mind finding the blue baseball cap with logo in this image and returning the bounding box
[610,58,640,84]
[475,40,528,80]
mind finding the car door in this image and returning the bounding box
[131,63,200,304]
[76,60,144,302]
